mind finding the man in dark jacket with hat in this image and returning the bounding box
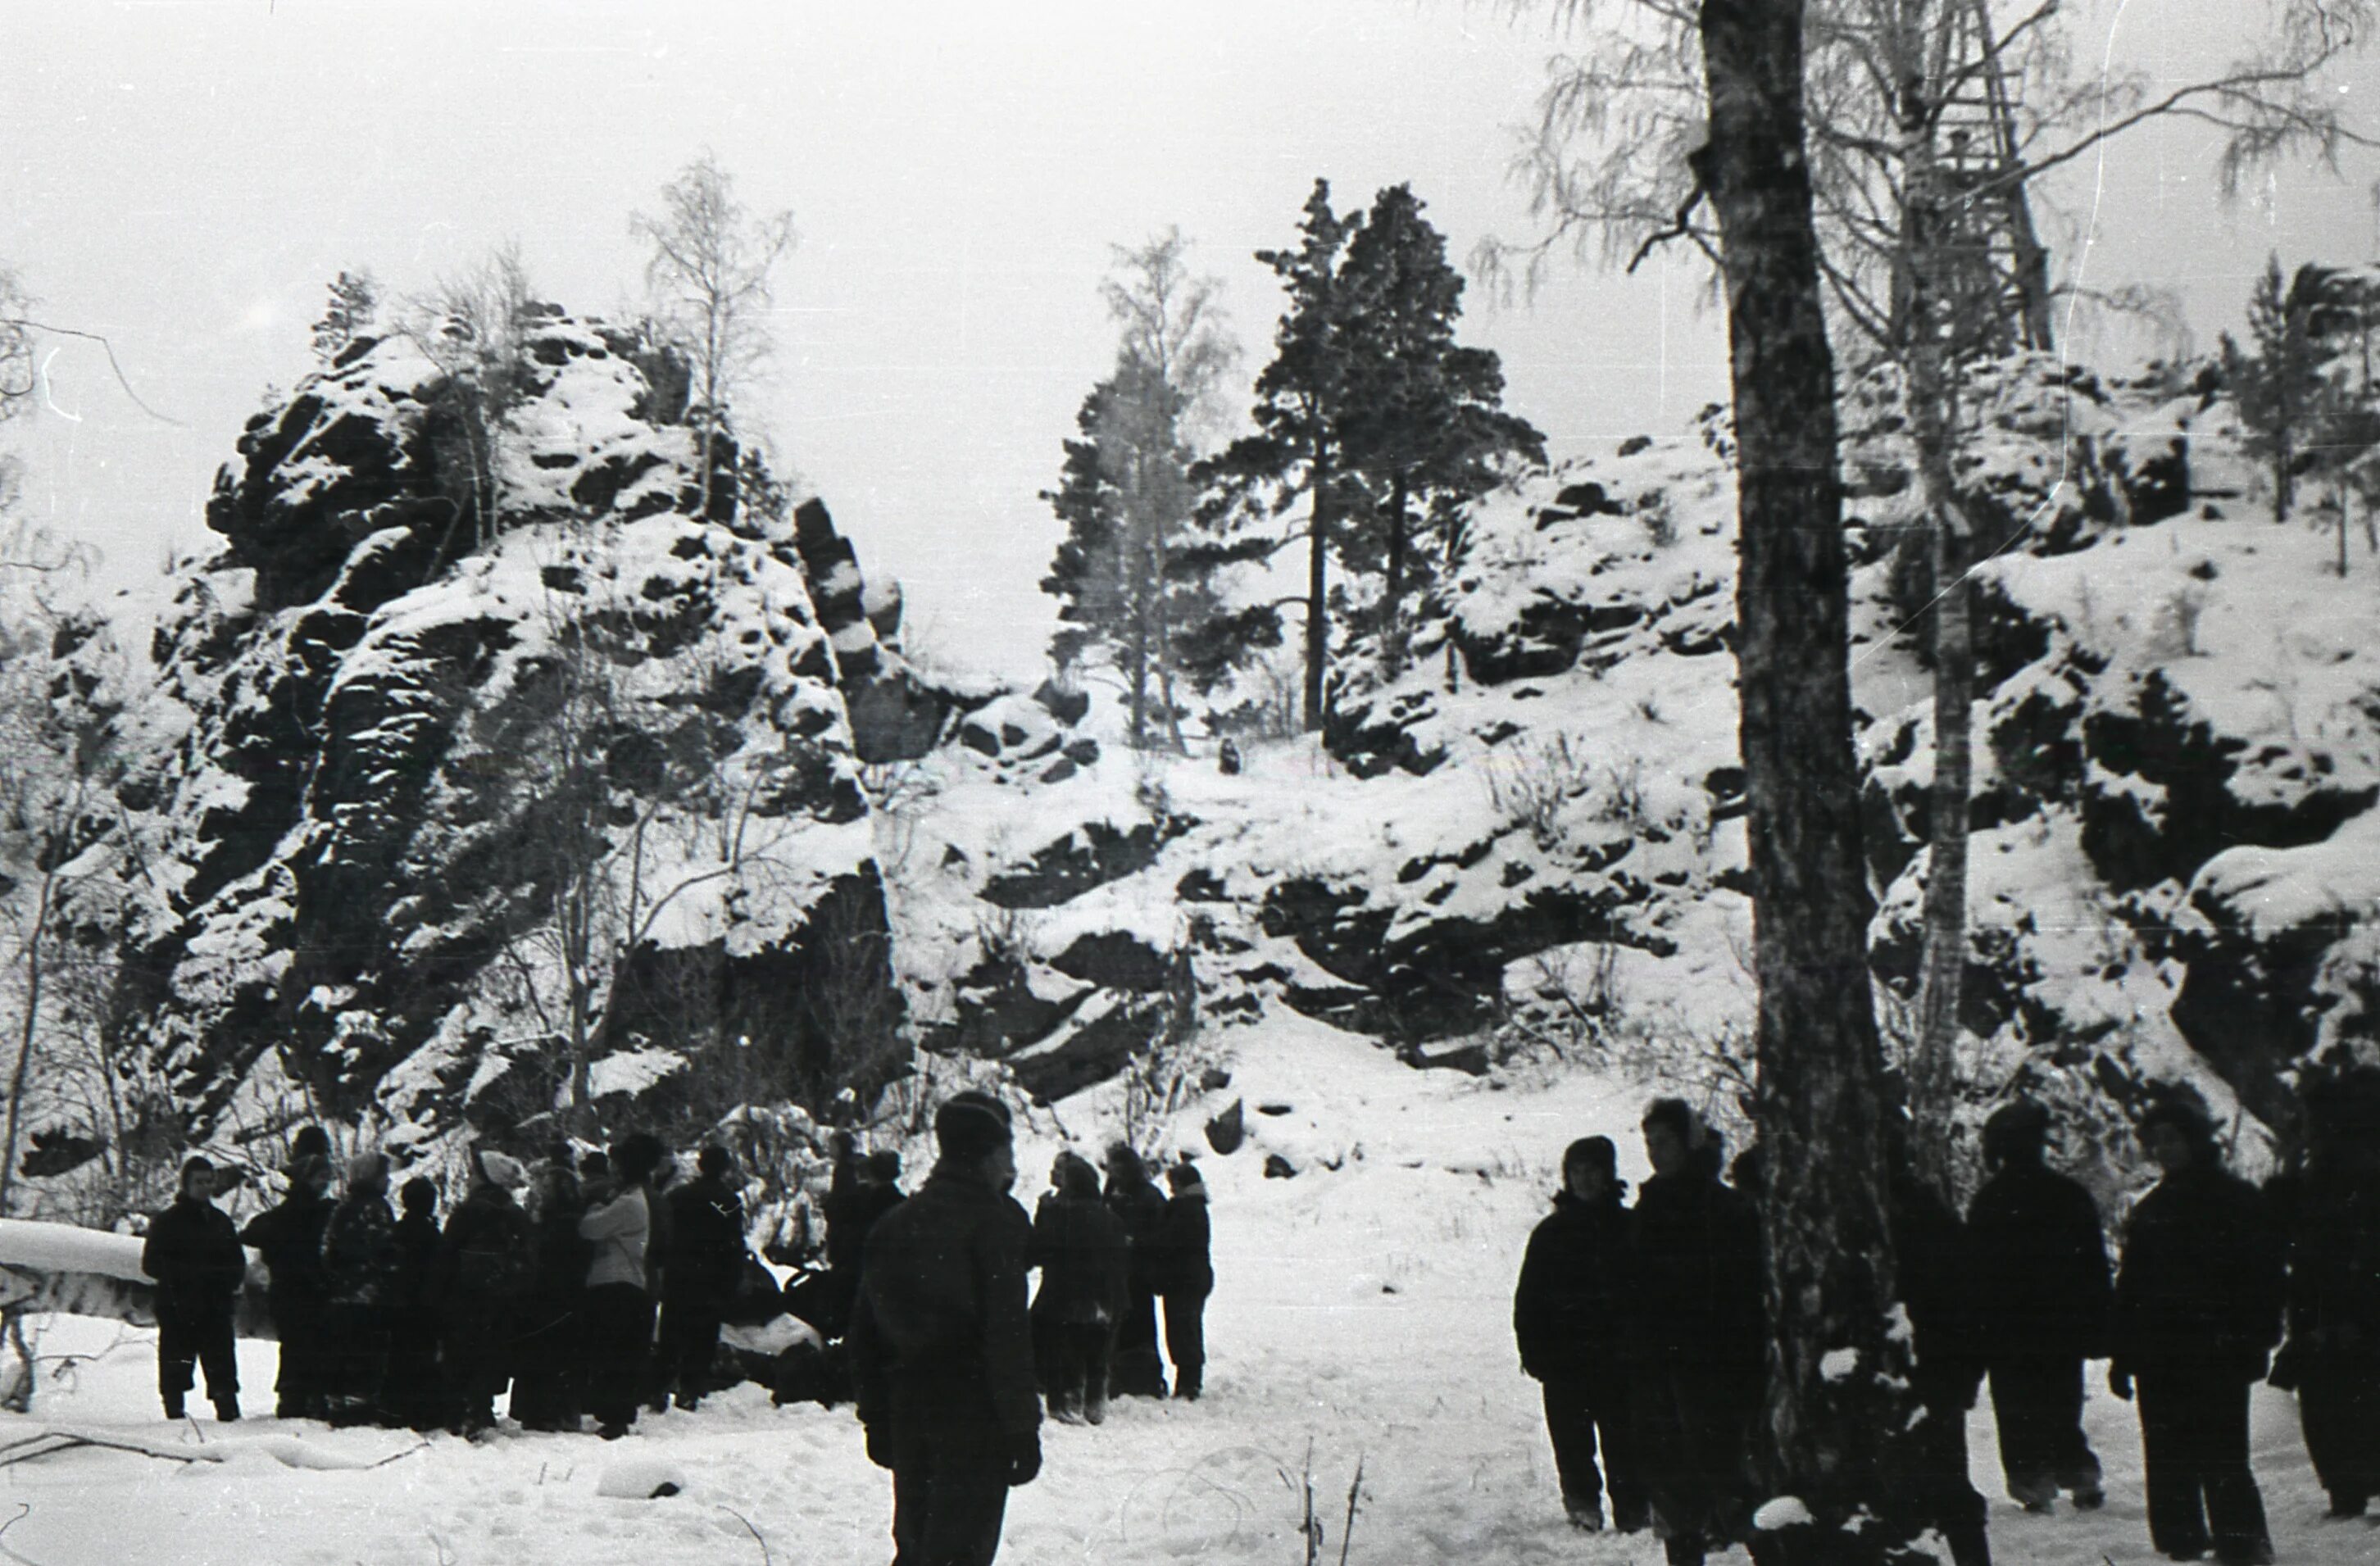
[2111,1092,2284,1566]
[1101,1141,1170,1398]
[1514,1135,1645,1534]
[1965,1097,2110,1514]
[850,1089,1042,1566]
[242,1153,335,1418]
[1155,1162,1213,1402]
[657,1144,748,1410]
[1628,1099,1763,1566]
[822,1138,906,1340]
[143,1156,245,1423]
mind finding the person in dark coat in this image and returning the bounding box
[1965,1097,2111,1514]
[656,1145,747,1410]
[1029,1150,1129,1423]
[850,1090,1042,1566]
[578,1132,664,1439]
[1628,1099,1763,1566]
[143,1155,245,1422]
[381,1176,447,1431]
[2267,1069,2380,1518]
[1889,1154,1992,1566]
[436,1149,534,1433]
[511,1159,593,1432]
[1156,1161,1213,1403]
[240,1154,335,1419]
[1515,1135,1646,1534]
[320,1151,402,1425]
[1102,1141,1169,1398]
[822,1138,905,1340]
[2110,1093,2285,1566]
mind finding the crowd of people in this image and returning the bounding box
[135,1094,1217,1564]
[146,1127,757,1438]
[1511,1085,2380,1566]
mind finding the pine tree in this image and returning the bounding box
[2223,255,2330,522]
[1201,179,1361,731]
[1337,185,1544,672]
[311,270,378,364]
[1040,232,1236,750]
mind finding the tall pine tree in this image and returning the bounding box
[1040,231,1237,750]
[1201,179,1361,731]
[2223,254,2330,522]
[1338,185,1544,673]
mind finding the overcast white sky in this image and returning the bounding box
[4,0,2375,678]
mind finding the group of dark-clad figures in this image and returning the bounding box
[1517,1083,2380,1566]
[137,1092,1213,1566]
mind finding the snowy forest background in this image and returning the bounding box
[0,0,2379,1560]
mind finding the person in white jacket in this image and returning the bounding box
[578,1133,665,1438]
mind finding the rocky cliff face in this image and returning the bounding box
[68,314,921,1150]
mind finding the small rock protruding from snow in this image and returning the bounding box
[596,1458,691,1499]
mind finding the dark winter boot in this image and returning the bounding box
[161,1397,185,1422]
[213,1400,241,1423]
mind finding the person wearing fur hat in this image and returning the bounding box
[143,1156,246,1423]
[2111,1092,2285,1566]
[1964,1097,2111,1514]
[1029,1150,1129,1423]
[579,1133,665,1439]
[849,1089,1041,1566]
[242,1152,337,1418]
[1515,1135,1645,1534]
[437,1148,534,1434]
[656,1145,748,1411]
[1628,1098,1763,1566]
[1156,1161,1214,1403]
[320,1151,402,1425]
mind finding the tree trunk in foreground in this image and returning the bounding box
[1696,0,1928,1558]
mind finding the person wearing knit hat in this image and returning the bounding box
[1515,1136,1643,1533]
[1964,1098,2110,1517]
[381,1177,446,1431]
[849,1091,1039,1564]
[1101,1141,1170,1399]
[438,1145,535,1434]
[2111,1089,2284,1566]
[578,1133,665,1439]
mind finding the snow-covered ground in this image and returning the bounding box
[0,1024,2368,1565]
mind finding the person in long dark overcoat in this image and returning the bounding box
[2110,1094,2286,1566]
[1155,1161,1213,1402]
[1102,1141,1169,1398]
[1628,1099,1763,1566]
[1514,1134,1646,1534]
[143,1155,245,1423]
[2268,1069,2380,1518]
[510,1159,592,1432]
[1965,1097,2111,1514]
[1029,1150,1129,1423]
[436,1149,534,1433]
[656,1145,747,1410]
[320,1151,402,1425]
[850,1091,1042,1566]
[241,1153,335,1418]
[381,1176,447,1430]
[1890,1155,1992,1566]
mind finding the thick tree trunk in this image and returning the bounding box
[1305,458,1333,732]
[1696,0,1924,1557]
[0,870,55,1219]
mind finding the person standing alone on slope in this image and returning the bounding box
[144,1156,245,1423]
